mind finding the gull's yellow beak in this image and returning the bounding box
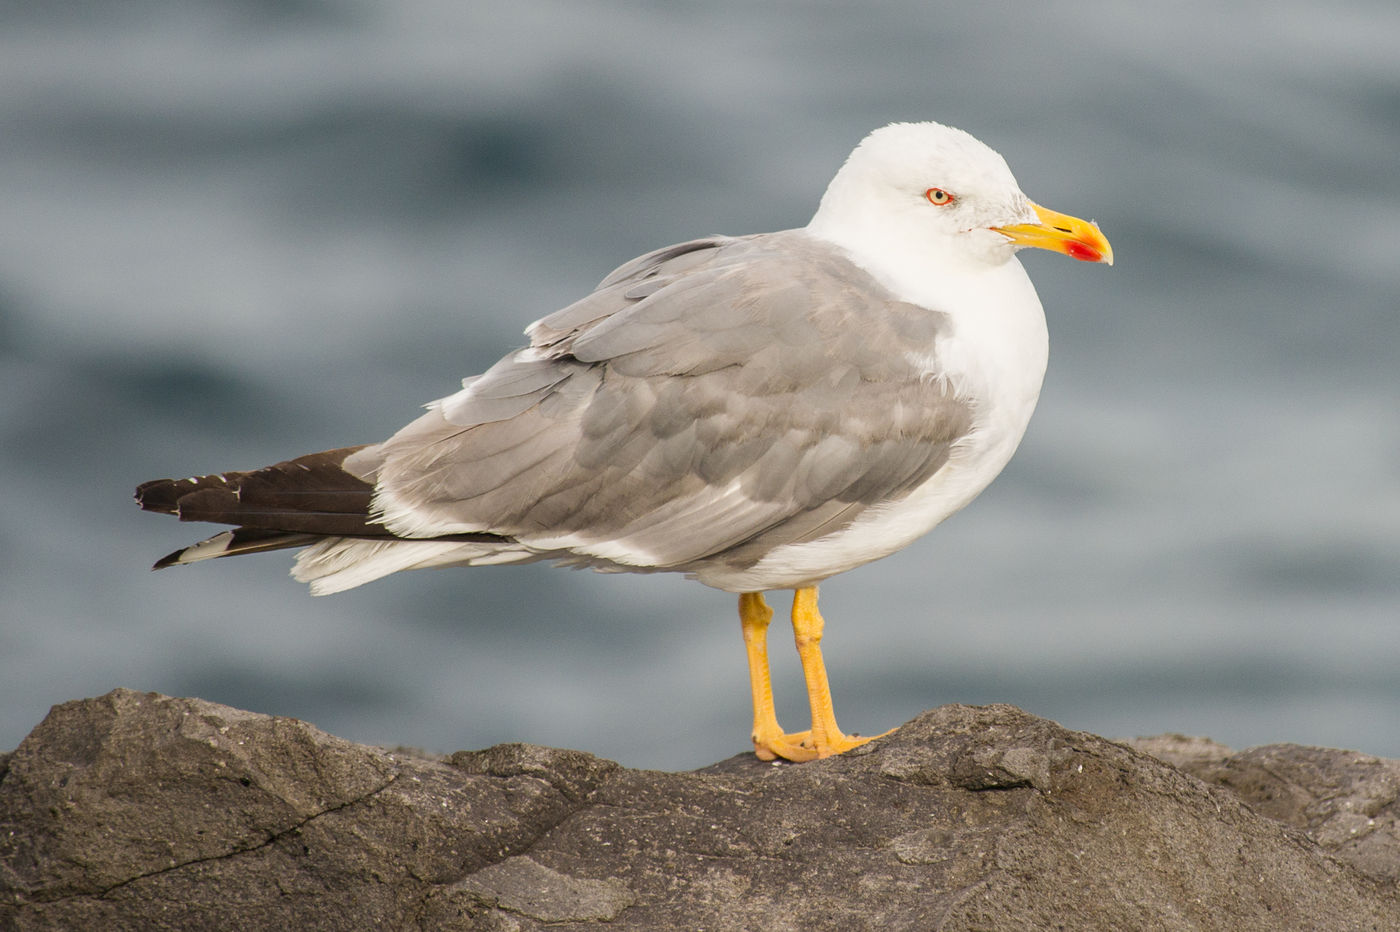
[995,202,1113,265]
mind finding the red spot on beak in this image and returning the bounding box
[1064,240,1103,263]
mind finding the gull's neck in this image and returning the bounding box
[805,218,1018,314]
[805,174,1021,309]
[804,181,1049,419]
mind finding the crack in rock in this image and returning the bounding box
[92,773,402,900]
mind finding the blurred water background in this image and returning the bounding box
[1,1,1397,770]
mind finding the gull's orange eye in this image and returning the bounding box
[924,187,954,206]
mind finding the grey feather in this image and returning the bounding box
[366,230,974,574]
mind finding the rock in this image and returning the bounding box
[0,690,1395,930]
[1128,733,1400,885]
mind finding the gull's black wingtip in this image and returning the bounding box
[151,549,185,571]
[135,477,185,515]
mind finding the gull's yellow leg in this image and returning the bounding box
[790,586,890,758]
[739,592,815,762]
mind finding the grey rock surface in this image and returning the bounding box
[1127,733,1400,886]
[1,689,1396,930]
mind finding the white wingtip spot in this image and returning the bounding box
[173,531,236,565]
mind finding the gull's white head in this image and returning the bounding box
[808,121,1112,270]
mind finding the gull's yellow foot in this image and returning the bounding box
[789,586,890,759]
[807,727,892,758]
[740,593,815,761]
[751,724,816,763]
[754,726,887,762]
[738,588,892,762]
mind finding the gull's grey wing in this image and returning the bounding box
[353,231,974,574]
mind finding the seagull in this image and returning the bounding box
[137,121,1112,762]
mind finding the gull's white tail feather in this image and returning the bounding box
[292,538,537,595]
